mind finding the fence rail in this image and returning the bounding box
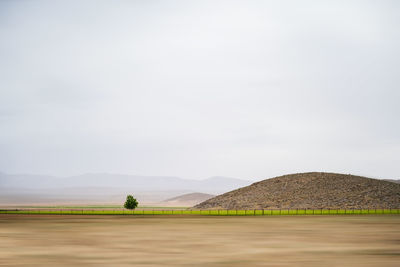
[1,208,399,216]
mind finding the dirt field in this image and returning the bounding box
[0,215,399,266]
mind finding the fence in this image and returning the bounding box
[1,208,399,216]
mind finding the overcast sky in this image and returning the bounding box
[0,0,399,180]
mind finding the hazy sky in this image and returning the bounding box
[1,0,399,180]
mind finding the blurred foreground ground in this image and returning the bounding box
[0,215,399,266]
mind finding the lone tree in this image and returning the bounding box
[124,195,138,210]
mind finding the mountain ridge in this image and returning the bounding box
[0,172,252,205]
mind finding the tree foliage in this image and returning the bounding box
[124,195,138,210]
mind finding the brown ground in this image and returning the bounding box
[0,214,399,266]
[195,172,400,209]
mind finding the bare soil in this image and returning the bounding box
[0,214,399,266]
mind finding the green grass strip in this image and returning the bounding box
[1,209,399,216]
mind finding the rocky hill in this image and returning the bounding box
[194,172,400,209]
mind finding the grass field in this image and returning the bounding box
[0,214,399,266]
[1,208,399,215]
[7,205,188,209]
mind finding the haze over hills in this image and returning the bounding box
[0,172,251,205]
[195,172,400,210]
[163,193,215,207]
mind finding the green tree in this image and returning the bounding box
[124,195,138,210]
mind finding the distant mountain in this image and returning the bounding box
[0,172,251,205]
[163,193,215,206]
[195,172,400,209]
[0,172,251,193]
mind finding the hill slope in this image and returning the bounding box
[384,179,400,184]
[163,193,215,206]
[194,172,400,209]
[165,193,215,202]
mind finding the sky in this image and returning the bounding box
[0,0,399,181]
